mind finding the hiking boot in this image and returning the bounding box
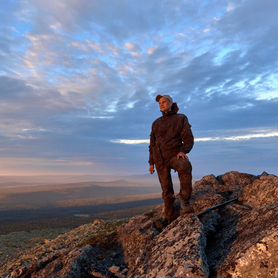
[162,207,178,224]
[180,204,194,215]
[167,212,179,224]
[163,209,178,224]
[153,218,168,231]
[176,193,194,215]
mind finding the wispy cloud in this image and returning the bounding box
[110,139,148,145]
[195,131,278,142]
[0,0,276,176]
[0,157,99,176]
[111,130,278,145]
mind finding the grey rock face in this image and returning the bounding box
[216,207,278,278]
[217,171,256,188]
[198,172,278,278]
[1,220,127,278]
[117,210,162,274]
[0,171,277,278]
[194,174,220,192]
[145,216,209,278]
[241,175,278,209]
[119,213,209,278]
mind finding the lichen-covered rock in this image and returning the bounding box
[146,216,209,278]
[194,171,257,199]
[119,214,209,278]
[117,208,162,272]
[117,196,221,278]
[240,175,278,209]
[194,174,220,192]
[31,245,96,278]
[216,206,278,278]
[191,191,225,215]
[0,220,127,278]
[191,171,278,278]
[221,228,277,278]
[216,171,257,193]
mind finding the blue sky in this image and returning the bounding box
[0,0,277,177]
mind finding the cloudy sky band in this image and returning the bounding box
[111,130,278,145]
[0,0,277,176]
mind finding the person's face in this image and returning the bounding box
[159,97,171,112]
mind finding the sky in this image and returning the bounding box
[0,0,277,178]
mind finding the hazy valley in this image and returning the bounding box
[0,174,172,265]
[0,174,181,232]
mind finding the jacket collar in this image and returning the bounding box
[161,102,179,117]
[162,110,176,117]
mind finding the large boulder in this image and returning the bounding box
[117,206,163,273]
[194,174,220,192]
[0,220,127,278]
[195,171,258,200]
[217,171,256,188]
[191,191,225,215]
[216,206,278,278]
[193,172,278,278]
[240,175,278,209]
[119,213,209,278]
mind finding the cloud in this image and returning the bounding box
[217,0,276,41]
[0,0,276,176]
[111,139,148,145]
[195,131,278,142]
[110,130,278,144]
[0,156,101,175]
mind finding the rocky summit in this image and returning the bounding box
[0,171,277,278]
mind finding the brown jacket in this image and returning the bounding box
[148,103,194,166]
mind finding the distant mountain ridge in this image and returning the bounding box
[0,173,179,187]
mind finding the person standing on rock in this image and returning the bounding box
[148,94,194,223]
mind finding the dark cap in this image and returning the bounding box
[155,94,173,104]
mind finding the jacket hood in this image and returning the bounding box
[162,102,179,116]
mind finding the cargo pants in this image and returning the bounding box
[155,155,192,222]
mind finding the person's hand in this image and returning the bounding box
[177,152,188,159]
[149,165,155,174]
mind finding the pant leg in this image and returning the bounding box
[155,164,175,221]
[169,156,192,204]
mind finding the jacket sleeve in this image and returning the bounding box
[180,116,194,154]
[148,125,155,165]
